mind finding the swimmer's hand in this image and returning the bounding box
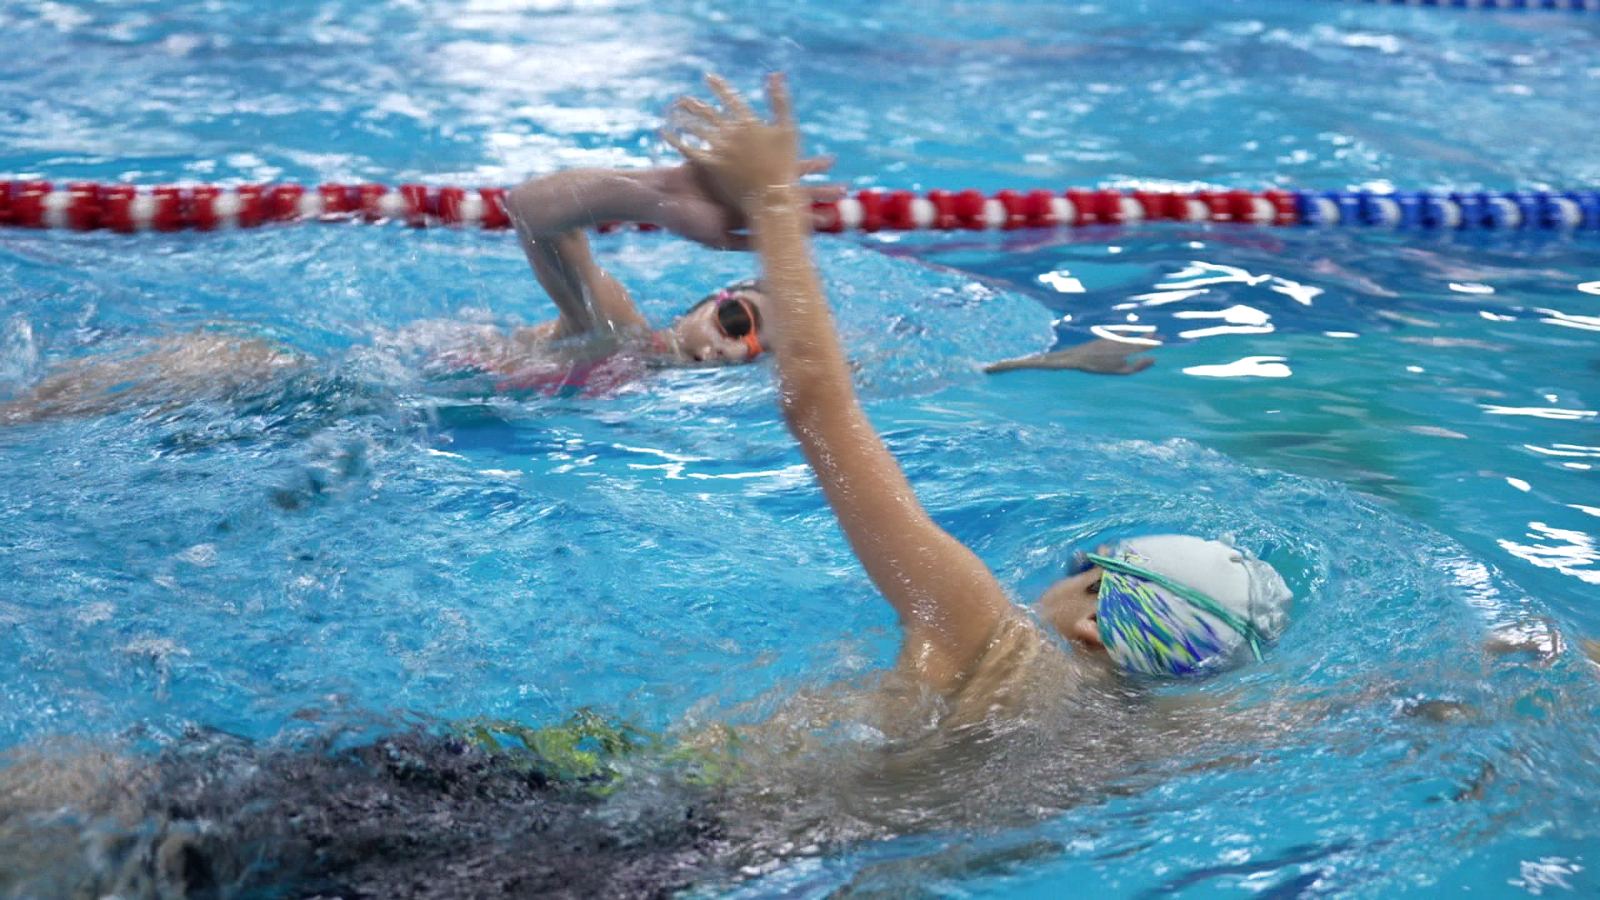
[983,337,1158,376]
[650,156,843,251]
[661,73,806,213]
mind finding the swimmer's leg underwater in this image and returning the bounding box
[0,331,303,424]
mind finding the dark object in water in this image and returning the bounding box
[82,727,731,899]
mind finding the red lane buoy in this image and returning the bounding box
[952,189,986,230]
[925,190,958,230]
[436,186,465,225]
[236,185,265,228]
[994,190,1028,229]
[267,184,306,221]
[152,186,184,231]
[357,183,390,222]
[882,190,917,230]
[811,199,843,233]
[13,181,50,228]
[317,183,354,219]
[99,184,137,232]
[1090,189,1126,225]
[1131,191,1174,221]
[479,187,511,229]
[191,185,223,231]
[398,184,431,227]
[1065,188,1100,226]
[66,181,100,230]
[856,190,885,232]
[1225,189,1267,224]
[1021,189,1056,228]
[1263,189,1298,226]
[1195,190,1232,223]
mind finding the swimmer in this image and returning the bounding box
[2,120,1162,424]
[492,147,848,368]
[667,72,1293,707]
[503,158,1158,378]
[0,149,845,423]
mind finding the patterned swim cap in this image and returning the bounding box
[1090,535,1292,678]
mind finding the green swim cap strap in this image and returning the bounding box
[1085,552,1265,661]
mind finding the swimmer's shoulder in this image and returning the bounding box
[941,613,1083,724]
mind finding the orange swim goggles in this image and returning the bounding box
[712,289,763,359]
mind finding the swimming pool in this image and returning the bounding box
[1,1,1597,896]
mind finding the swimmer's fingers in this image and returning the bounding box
[1095,337,1160,375]
[766,72,793,127]
[797,155,834,176]
[798,156,844,204]
[805,184,847,204]
[1122,355,1156,375]
[674,96,726,130]
[705,74,756,121]
[659,129,708,164]
[672,116,719,145]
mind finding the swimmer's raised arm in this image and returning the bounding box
[666,74,1012,689]
[507,158,840,341]
[507,171,657,338]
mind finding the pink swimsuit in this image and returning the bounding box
[491,353,646,397]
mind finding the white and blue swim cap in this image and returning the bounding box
[1089,535,1292,678]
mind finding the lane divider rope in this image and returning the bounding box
[1,181,1597,233]
[1353,0,1600,10]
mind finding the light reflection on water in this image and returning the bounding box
[905,225,1600,602]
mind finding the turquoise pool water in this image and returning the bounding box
[1,1,1597,896]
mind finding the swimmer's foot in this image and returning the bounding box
[1583,637,1599,667]
[984,337,1158,376]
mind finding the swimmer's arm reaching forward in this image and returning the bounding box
[506,160,839,339]
[506,171,658,338]
[666,74,1012,689]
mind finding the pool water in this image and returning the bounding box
[1,1,1598,897]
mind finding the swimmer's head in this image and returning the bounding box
[1036,535,1292,678]
[660,279,767,365]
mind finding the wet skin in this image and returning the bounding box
[1035,564,1110,657]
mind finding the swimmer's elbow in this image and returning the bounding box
[507,180,557,234]
[508,173,598,235]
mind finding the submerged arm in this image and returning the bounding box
[676,75,1012,687]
